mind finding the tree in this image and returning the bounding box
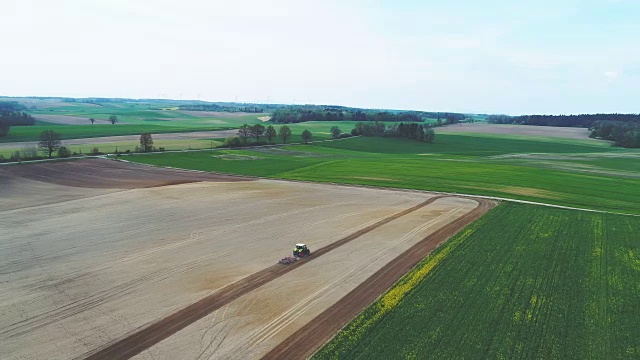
[140,133,153,152]
[38,130,62,158]
[251,124,266,141]
[424,128,435,143]
[21,146,38,159]
[237,124,252,144]
[108,115,118,125]
[330,126,341,139]
[0,118,9,137]
[265,125,277,143]
[89,118,95,125]
[279,125,292,144]
[301,129,312,143]
[58,146,71,158]
[223,136,242,148]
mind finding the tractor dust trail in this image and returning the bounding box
[81,196,445,360]
[262,198,496,360]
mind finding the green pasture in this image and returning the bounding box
[127,134,640,214]
[29,100,269,127]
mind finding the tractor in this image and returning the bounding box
[293,243,311,258]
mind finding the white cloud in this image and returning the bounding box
[604,71,619,80]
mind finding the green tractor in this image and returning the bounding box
[293,243,311,258]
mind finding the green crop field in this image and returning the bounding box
[26,100,266,124]
[1,98,271,143]
[126,135,640,214]
[314,203,640,359]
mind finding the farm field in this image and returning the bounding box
[25,99,269,127]
[0,124,225,143]
[0,130,237,156]
[0,159,485,360]
[0,120,358,158]
[314,202,640,359]
[127,135,640,214]
[438,123,594,140]
[0,97,269,144]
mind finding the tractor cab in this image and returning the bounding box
[293,243,311,257]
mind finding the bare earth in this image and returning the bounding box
[0,130,239,150]
[0,159,489,360]
[438,123,593,140]
[130,197,480,360]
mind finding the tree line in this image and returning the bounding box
[1,130,162,163]
[487,113,640,128]
[0,101,35,137]
[350,122,435,142]
[269,105,467,124]
[178,103,286,113]
[486,113,640,148]
[589,121,640,148]
[225,124,314,147]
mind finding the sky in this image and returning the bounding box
[2,0,639,115]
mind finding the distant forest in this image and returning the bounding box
[589,121,640,148]
[269,105,467,124]
[487,113,640,148]
[487,113,640,127]
[71,97,286,113]
[0,102,35,137]
[178,103,286,113]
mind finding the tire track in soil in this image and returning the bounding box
[262,198,496,360]
[81,196,445,360]
[234,207,464,358]
[0,198,365,340]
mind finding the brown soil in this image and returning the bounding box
[82,196,446,360]
[1,159,493,360]
[263,198,495,360]
[0,158,249,189]
[2,169,432,359]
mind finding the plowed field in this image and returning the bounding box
[0,159,492,359]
